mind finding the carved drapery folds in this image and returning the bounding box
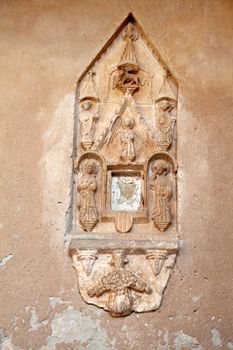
[69,14,180,316]
[150,160,173,231]
[75,152,104,232]
[79,71,100,150]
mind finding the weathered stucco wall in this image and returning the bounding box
[0,0,233,349]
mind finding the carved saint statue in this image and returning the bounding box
[77,160,98,231]
[79,99,99,150]
[156,99,176,151]
[119,117,135,161]
[88,250,152,317]
[150,160,173,231]
[106,116,137,162]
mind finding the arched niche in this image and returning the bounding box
[74,151,106,231]
[145,152,177,231]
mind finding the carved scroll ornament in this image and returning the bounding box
[69,14,180,316]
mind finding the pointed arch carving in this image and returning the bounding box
[69,13,180,316]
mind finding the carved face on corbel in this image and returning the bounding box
[80,100,93,111]
[110,250,128,268]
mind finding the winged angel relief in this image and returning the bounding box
[104,113,147,162]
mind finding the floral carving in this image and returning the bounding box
[88,250,152,317]
[150,159,173,231]
[77,160,99,231]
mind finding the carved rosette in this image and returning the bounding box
[69,14,180,316]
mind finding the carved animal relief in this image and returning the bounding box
[69,14,180,316]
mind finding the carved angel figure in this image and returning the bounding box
[150,160,173,231]
[120,117,135,161]
[77,160,98,231]
[106,115,147,162]
[156,100,176,151]
[79,100,99,150]
[88,250,152,317]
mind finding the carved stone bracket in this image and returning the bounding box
[70,239,178,316]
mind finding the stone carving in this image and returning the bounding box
[146,250,168,276]
[69,14,180,316]
[150,159,173,231]
[102,93,150,163]
[88,250,152,317]
[77,160,99,231]
[113,23,140,95]
[73,250,98,276]
[157,70,177,102]
[70,243,178,315]
[156,99,176,151]
[79,71,99,150]
[106,115,136,162]
[115,211,134,233]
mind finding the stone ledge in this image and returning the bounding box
[69,237,179,255]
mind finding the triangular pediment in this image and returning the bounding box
[95,92,156,163]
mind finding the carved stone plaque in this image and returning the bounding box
[69,13,179,316]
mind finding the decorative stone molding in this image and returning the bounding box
[69,13,180,316]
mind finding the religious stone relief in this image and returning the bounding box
[79,71,100,150]
[69,14,180,316]
[150,159,173,231]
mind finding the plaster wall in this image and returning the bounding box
[0,0,233,349]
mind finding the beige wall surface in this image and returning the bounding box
[0,0,233,349]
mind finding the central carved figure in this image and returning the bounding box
[88,250,152,317]
[106,115,137,162]
[120,117,135,161]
